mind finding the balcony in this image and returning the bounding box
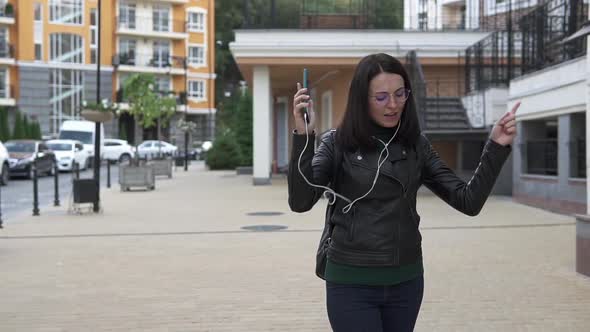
[116,89,186,111]
[0,84,15,106]
[113,52,186,75]
[0,42,15,64]
[116,16,187,40]
[144,0,188,3]
[0,3,14,25]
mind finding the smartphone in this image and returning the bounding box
[302,68,309,123]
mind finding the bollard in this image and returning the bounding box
[74,162,80,179]
[54,161,60,206]
[106,159,111,188]
[32,160,39,216]
[184,131,189,172]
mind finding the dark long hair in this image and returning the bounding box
[336,53,421,151]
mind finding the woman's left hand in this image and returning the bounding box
[491,101,520,146]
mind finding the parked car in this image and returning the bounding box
[46,139,88,172]
[102,138,135,163]
[5,140,56,178]
[58,120,104,166]
[136,140,178,159]
[0,141,9,185]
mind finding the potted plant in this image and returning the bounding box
[80,99,117,123]
[4,3,14,17]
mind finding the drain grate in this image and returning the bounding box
[246,211,284,216]
[241,225,288,232]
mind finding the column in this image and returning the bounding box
[252,65,272,185]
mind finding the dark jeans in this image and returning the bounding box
[326,276,424,332]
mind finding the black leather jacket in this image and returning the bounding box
[288,130,511,267]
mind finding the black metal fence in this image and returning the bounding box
[520,0,587,75]
[241,0,402,29]
[465,30,523,93]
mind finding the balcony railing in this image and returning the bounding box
[116,88,186,105]
[520,0,587,75]
[113,52,186,70]
[116,15,186,34]
[0,42,13,58]
[242,0,403,29]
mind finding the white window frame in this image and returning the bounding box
[34,3,43,61]
[90,8,98,64]
[188,79,206,102]
[49,33,84,63]
[49,0,84,26]
[153,5,171,32]
[187,8,207,32]
[0,68,7,98]
[187,44,206,67]
[155,76,172,93]
[119,1,136,29]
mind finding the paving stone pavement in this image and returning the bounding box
[0,162,589,331]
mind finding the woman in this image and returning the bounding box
[288,53,518,332]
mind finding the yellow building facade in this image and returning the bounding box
[1,0,216,143]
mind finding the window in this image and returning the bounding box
[34,3,43,21]
[49,69,84,135]
[153,5,170,32]
[188,45,205,66]
[152,40,170,67]
[188,80,205,100]
[0,28,9,58]
[50,33,83,63]
[523,119,558,176]
[188,12,205,31]
[155,76,171,93]
[34,3,43,61]
[49,0,83,25]
[0,68,6,98]
[90,9,97,64]
[35,44,42,61]
[119,39,136,65]
[118,1,136,29]
[570,113,586,178]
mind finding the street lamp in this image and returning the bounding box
[92,0,102,212]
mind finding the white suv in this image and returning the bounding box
[102,138,135,163]
[0,141,8,185]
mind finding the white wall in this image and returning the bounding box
[509,56,587,121]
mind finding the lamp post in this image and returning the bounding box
[184,58,189,171]
[93,0,102,212]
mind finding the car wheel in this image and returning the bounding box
[0,163,8,186]
[119,154,131,164]
[27,166,34,179]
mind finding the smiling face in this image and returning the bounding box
[367,72,407,128]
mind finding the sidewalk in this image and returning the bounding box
[0,162,589,331]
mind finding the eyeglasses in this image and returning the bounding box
[370,88,411,107]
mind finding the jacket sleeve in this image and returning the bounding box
[421,135,511,216]
[288,130,335,213]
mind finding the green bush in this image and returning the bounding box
[205,129,241,170]
[22,115,31,138]
[12,110,25,139]
[233,93,253,166]
[0,107,9,141]
[31,120,42,140]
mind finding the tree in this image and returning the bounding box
[122,73,177,143]
[205,128,241,170]
[22,114,31,139]
[0,107,9,141]
[31,120,42,140]
[233,92,253,166]
[12,110,25,139]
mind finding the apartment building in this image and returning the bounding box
[0,0,215,145]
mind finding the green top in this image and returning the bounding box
[325,258,424,286]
